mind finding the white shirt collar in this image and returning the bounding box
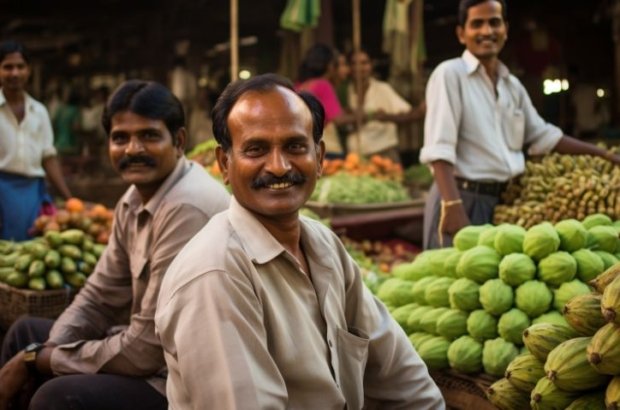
[461,50,510,79]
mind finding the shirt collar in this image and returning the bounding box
[227,196,288,264]
[121,156,191,215]
[0,89,35,111]
[461,50,510,79]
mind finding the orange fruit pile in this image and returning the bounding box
[322,153,403,181]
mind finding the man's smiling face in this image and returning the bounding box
[457,0,508,62]
[216,86,323,222]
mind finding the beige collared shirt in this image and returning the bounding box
[346,78,412,156]
[420,50,563,181]
[47,157,230,395]
[156,197,444,409]
[0,89,56,177]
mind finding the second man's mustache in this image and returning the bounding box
[118,155,157,170]
[251,172,307,189]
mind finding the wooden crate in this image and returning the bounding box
[430,370,497,410]
[304,196,426,220]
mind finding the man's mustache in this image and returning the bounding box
[118,155,157,170]
[251,172,306,189]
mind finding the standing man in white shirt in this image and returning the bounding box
[420,0,620,249]
[0,40,72,240]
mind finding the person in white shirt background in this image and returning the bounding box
[419,0,620,250]
[346,49,425,164]
[0,40,72,241]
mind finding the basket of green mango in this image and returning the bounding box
[0,229,105,330]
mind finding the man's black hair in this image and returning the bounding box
[101,80,185,142]
[211,73,325,152]
[0,40,30,64]
[458,0,507,26]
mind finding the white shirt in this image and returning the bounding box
[420,50,563,181]
[0,89,56,177]
[347,78,412,155]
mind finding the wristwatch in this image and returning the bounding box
[23,342,45,373]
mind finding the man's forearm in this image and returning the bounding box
[553,135,620,164]
[42,156,72,199]
[35,345,55,376]
[431,160,460,201]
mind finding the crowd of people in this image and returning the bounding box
[0,0,618,408]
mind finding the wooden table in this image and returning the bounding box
[304,200,426,244]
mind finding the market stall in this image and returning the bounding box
[363,150,620,409]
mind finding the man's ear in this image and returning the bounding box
[215,145,230,184]
[456,26,465,45]
[174,127,187,155]
[316,141,325,177]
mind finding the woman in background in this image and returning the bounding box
[296,44,360,158]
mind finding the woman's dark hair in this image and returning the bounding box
[212,73,324,152]
[0,40,30,64]
[297,44,336,83]
[458,0,507,26]
[101,80,185,141]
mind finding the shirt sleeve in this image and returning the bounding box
[156,270,288,410]
[419,63,462,165]
[40,106,57,158]
[339,249,445,409]
[49,203,211,377]
[514,77,564,155]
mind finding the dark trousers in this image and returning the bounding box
[423,182,500,249]
[1,316,167,410]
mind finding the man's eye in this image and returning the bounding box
[143,132,160,140]
[244,146,264,156]
[288,143,307,153]
[110,135,128,144]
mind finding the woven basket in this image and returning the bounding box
[0,282,76,331]
[430,370,497,410]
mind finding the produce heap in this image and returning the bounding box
[487,264,620,409]
[321,153,403,181]
[0,199,110,291]
[495,152,620,228]
[371,216,620,407]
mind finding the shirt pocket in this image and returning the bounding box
[504,108,525,151]
[336,327,369,410]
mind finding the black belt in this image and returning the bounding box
[455,177,508,196]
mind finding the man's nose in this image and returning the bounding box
[481,23,493,35]
[265,149,291,176]
[125,136,145,154]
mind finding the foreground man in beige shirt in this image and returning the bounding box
[0,80,230,409]
[156,74,444,409]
